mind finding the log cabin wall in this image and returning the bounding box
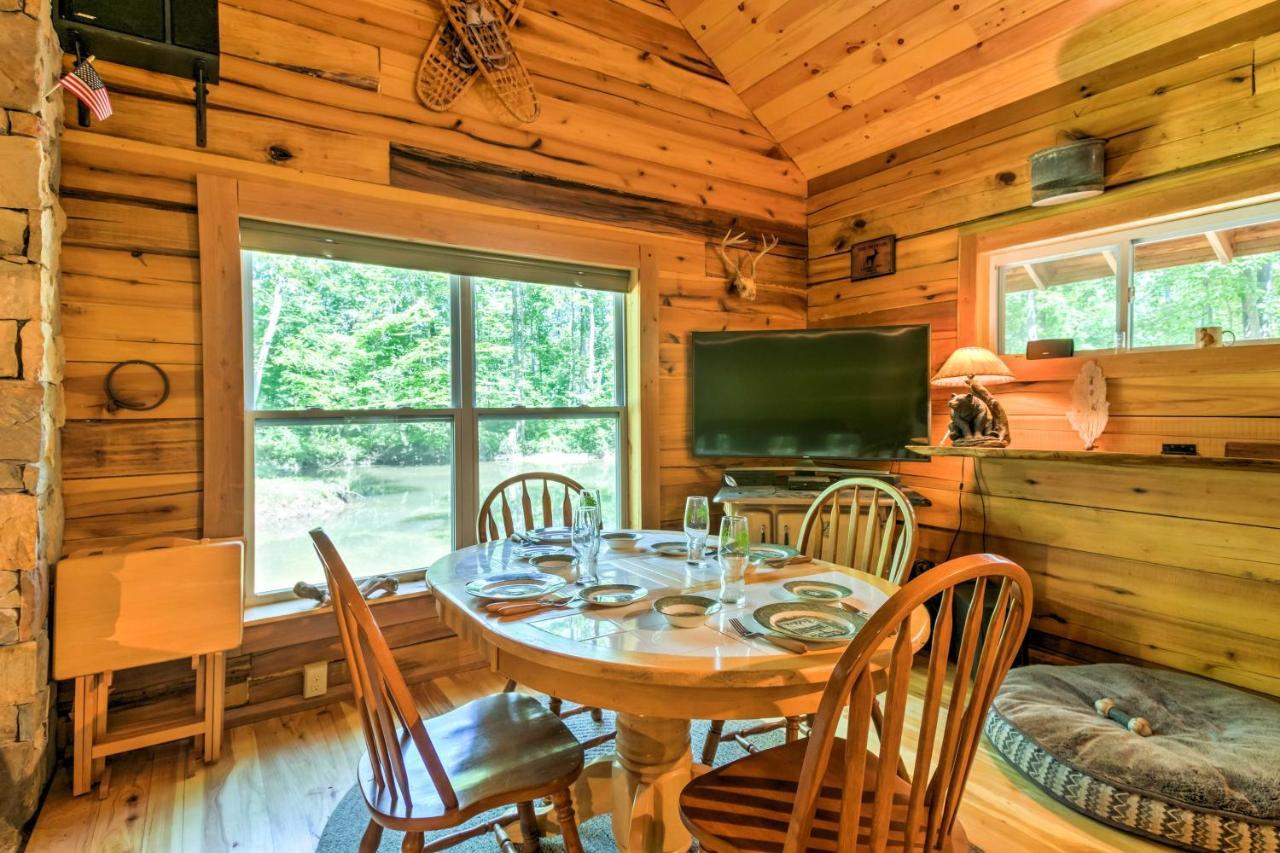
[805,28,1280,697]
[56,0,805,717]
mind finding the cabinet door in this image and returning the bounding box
[739,509,774,544]
[776,511,807,547]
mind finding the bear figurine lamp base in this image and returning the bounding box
[933,346,1015,448]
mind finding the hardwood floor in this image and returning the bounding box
[29,665,1173,852]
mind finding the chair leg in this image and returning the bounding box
[784,716,802,743]
[358,819,384,853]
[516,800,541,853]
[590,706,603,723]
[504,679,518,693]
[870,700,911,781]
[701,719,725,765]
[401,830,425,852]
[551,789,583,853]
[549,696,563,716]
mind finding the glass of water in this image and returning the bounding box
[717,515,750,605]
[571,505,601,584]
[683,496,710,564]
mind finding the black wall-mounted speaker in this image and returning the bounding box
[55,0,219,82]
[1025,338,1075,360]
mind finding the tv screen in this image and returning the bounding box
[692,325,931,460]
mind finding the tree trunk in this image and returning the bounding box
[253,280,285,405]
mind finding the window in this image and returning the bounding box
[994,201,1280,355]
[242,224,629,601]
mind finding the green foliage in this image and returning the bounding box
[1002,249,1280,354]
[250,253,621,473]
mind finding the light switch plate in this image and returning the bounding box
[302,661,328,699]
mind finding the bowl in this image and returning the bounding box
[528,553,576,577]
[653,594,721,629]
[601,531,643,551]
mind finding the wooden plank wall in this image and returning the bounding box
[56,0,806,715]
[805,33,1280,696]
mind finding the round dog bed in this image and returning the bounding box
[983,664,1280,852]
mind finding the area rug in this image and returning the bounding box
[316,708,781,852]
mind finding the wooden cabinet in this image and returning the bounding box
[716,485,930,547]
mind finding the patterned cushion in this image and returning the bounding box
[984,664,1280,853]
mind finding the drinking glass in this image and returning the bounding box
[717,515,750,605]
[578,488,603,530]
[683,496,710,565]
[571,505,601,584]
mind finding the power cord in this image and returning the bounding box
[945,456,967,561]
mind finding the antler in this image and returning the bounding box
[715,229,750,276]
[745,233,779,279]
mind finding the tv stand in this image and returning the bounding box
[715,465,930,547]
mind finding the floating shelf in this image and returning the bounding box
[907,445,1280,471]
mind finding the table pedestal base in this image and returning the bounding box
[612,713,692,853]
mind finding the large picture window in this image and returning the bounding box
[242,224,629,601]
[994,201,1280,355]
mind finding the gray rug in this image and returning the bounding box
[317,707,780,852]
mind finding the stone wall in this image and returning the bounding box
[0,0,63,847]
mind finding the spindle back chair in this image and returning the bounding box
[680,553,1033,852]
[311,529,585,852]
[476,472,585,543]
[796,477,917,584]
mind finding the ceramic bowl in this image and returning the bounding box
[601,531,643,551]
[653,594,721,629]
[528,553,576,577]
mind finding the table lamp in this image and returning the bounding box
[932,346,1015,447]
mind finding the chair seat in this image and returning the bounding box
[679,739,969,853]
[360,692,584,831]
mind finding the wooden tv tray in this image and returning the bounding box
[53,537,243,797]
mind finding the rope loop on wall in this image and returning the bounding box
[104,360,171,413]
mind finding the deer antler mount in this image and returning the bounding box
[715,230,779,301]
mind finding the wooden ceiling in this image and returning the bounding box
[666,0,1279,180]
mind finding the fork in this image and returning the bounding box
[729,617,808,655]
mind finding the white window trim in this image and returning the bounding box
[240,257,629,606]
[989,198,1280,356]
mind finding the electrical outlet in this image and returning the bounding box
[302,661,328,699]
[1162,443,1198,456]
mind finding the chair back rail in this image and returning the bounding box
[796,477,917,583]
[476,472,585,543]
[310,529,459,813]
[784,553,1033,853]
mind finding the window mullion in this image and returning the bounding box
[1117,241,1134,351]
[455,275,478,548]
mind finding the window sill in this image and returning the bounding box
[243,578,432,626]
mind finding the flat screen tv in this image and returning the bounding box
[692,325,931,460]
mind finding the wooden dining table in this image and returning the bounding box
[427,531,931,853]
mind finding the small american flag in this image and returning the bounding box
[59,58,112,121]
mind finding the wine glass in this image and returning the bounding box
[683,496,710,565]
[717,515,750,605]
[571,505,601,584]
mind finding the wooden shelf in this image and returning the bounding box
[907,445,1280,471]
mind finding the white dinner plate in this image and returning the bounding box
[752,601,865,643]
[465,571,567,601]
[580,583,648,607]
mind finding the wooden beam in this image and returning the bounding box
[1102,250,1118,274]
[196,175,245,539]
[1021,263,1046,290]
[1205,229,1235,264]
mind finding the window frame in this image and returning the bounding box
[240,249,630,605]
[990,198,1280,356]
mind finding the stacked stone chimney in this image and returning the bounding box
[0,0,63,846]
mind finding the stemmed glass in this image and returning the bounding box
[717,515,750,605]
[571,505,601,585]
[683,496,710,565]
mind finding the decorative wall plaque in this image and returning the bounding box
[850,235,896,281]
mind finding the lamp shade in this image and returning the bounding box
[932,346,1015,387]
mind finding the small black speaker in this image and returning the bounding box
[55,0,219,82]
[1025,338,1075,360]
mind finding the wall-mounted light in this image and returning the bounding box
[1029,138,1106,207]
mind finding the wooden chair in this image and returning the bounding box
[679,553,1034,852]
[476,471,585,544]
[476,472,607,728]
[310,529,586,853]
[701,477,918,765]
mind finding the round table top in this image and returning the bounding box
[427,531,931,719]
